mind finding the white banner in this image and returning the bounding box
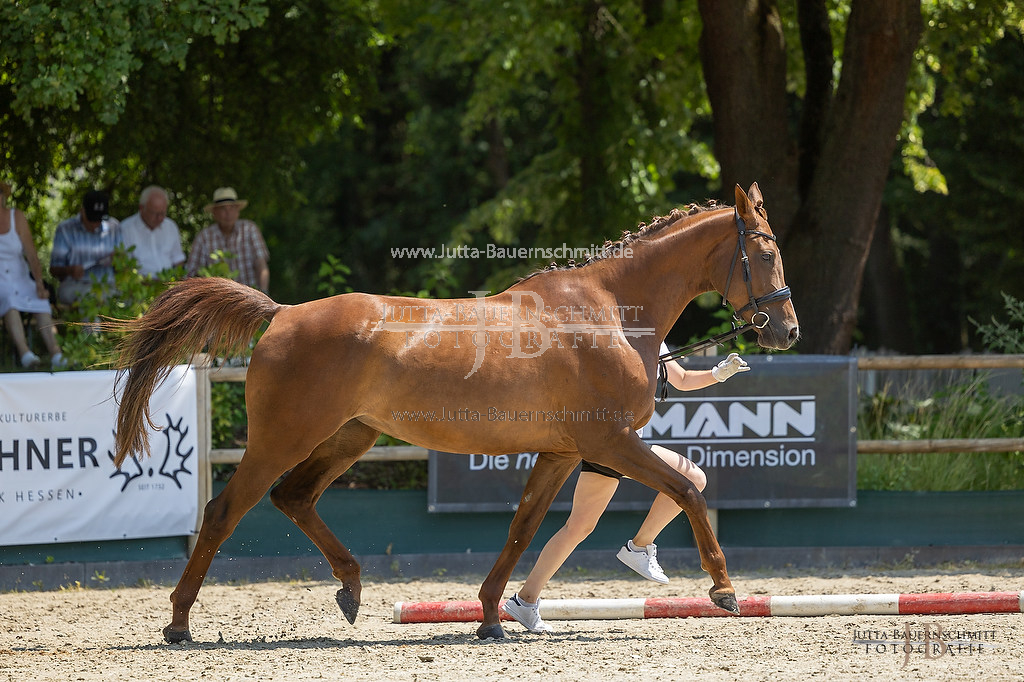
[0,367,199,546]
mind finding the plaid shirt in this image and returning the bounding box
[185,219,270,290]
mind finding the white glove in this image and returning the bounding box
[711,353,750,382]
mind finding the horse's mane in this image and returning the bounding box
[517,200,720,282]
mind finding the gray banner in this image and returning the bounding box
[427,355,857,512]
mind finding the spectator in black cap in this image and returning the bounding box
[49,189,123,305]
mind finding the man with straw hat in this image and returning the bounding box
[186,187,270,291]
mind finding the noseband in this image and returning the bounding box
[657,208,792,400]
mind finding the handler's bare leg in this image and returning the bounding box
[477,453,580,639]
[516,472,618,604]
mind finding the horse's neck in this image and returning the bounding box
[599,208,732,341]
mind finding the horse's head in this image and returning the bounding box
[717,183,799,351]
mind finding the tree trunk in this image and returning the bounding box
[784,0,922,353]
[860,205,916,353]
[699,0,922,353]
[698,0,800,237]
[796,0,834,198]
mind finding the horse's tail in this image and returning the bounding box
[111,277,283,467]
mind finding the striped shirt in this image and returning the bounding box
[185,219,270,290]
[50,215,123,284]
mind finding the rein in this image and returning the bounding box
[656,208,792,401]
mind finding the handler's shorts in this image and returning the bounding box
[580,460,623,479]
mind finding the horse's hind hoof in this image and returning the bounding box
[163,625,193,643]
[336,586,360,624]
[712,592,740,615]
[476,623,506,640]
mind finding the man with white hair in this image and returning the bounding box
[120,185,186,278]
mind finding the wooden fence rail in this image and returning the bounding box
[855,354,1024,454]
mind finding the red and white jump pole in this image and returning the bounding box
[394,592,1024,624]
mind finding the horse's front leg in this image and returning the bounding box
[476,452,579,639]
[594,435,738,614]
[680,485,738,614]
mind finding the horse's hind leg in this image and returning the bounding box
[269,419,381,625]
[477,452,579,639]
[164,455,297,643]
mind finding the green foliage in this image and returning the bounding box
[1,0,380,260]
[1,0,1023,355]
[211,381,247,451]
[196,250,240,281]
[0,1,269,121]
[970,292,1024,354]
[373,0,711,297]
[882,26,1024,352]
[316,254,354,298]
[58,247,175,369]
[857,376,1024,490]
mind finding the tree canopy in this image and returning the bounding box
[2,0,1022,353]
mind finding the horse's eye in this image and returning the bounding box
[761,252,773,262]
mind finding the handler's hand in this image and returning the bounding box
[711,353,750,382]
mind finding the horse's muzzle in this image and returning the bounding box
[758,321,800,351]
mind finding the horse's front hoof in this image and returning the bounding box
[711,592,740,615]
[163,625,193,643]
[476,623,506,640]
[336,586,360,624]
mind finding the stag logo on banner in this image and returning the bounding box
[109,414,194,492]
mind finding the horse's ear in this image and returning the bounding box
[747,182,764,209]
[734,184,751,214]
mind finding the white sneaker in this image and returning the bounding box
[616,540,670,584]
[502,593,551,633]
[20,351,41,368]
[51,353,67,369]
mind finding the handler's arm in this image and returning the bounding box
[666,353,749,392]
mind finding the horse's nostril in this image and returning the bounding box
[788,326,800,344]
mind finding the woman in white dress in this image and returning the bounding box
[0,183,65,368]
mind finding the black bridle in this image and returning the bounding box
[657,208,792,400]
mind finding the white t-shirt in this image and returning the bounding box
[120,212,186,276]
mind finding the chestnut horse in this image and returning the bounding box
[112,183,798,642]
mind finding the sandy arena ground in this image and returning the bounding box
[2,564,1022,681]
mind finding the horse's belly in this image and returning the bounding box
[360,384,649,456]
